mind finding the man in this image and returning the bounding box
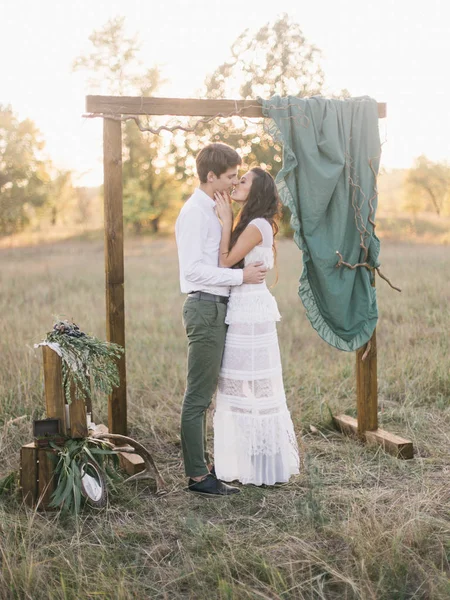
[175,143,267,497]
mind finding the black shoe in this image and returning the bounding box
[210,465,240,485]
[186,474,240,497]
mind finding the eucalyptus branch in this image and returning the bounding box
[36,320,124,404]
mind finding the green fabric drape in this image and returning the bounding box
[261,95,381,351]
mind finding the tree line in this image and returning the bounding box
[1,15,449,237]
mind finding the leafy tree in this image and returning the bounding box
[0,106,50,235]
[73,16,141,96]
[404,155,450,216]
[122,120,176,233]
[174,14,325,178]
[172,14,330,234]
[74,186,98,227]
[205,13,324,101]
[45,170,76,226]
[73,16,175,233]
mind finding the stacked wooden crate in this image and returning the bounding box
[20,346,89,509]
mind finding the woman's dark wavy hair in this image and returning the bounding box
[230,167,282,270]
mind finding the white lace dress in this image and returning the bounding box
[213,218,300,486]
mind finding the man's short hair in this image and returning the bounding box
[196,143,242,183]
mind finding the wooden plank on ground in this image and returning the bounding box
[103,117,127,436]
[333,414,414,459]
[365,429,414,459]
[20,442,38,507]
[333,414,359,437]
[118,452,145,476]
[86,95,387,119]
[42,346,66,434]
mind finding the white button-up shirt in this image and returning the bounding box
[175,188,243,296]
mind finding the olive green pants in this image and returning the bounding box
[181,297,227,478]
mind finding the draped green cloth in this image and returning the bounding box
[261,96,381,351]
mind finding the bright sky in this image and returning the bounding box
[2,0,449,186]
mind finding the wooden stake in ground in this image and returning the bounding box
[356,330,378,435]
[333,272,413,458]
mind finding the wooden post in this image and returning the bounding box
[42,346,67,434]
[103,117,127,435]
[356,275,378,436]
[356,329,378,436]
[333,275,413,458]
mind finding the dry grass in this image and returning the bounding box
[0,236,449,599]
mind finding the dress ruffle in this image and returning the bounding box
[225,289,281,324]
[213,408,299,486]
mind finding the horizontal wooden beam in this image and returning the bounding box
[333,414,414,459]
[86,95,387,119]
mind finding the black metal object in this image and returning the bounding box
[33,418,61,438]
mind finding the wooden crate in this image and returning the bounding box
[20,443,38,507]
[20,442,59,509]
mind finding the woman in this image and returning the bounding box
[213,167,300,486]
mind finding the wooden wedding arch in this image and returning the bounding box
[85,95,413,459]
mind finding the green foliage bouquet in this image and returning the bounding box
[36,320,124,404]
[49,437,121,513]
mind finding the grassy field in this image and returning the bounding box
[0,236,449,599]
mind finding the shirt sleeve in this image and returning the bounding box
[177,207,244,287]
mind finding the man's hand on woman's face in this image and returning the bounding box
[214,191,233,225]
